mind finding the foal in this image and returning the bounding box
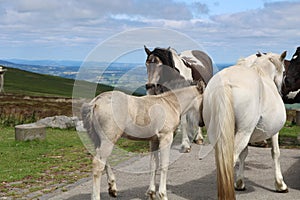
[81,83,205,200]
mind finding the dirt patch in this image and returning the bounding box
[0,93,73,126]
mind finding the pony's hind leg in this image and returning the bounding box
[193,127,204,145]
[234,146,248,191]
[92,141,114,200]
[180,116,191,153]
[105,163,117,197]
[147,139,159,199]
[92,154,103,200]
[271,133,288,193]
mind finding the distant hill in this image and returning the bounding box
[2,67,114,97]
[0,59,147,96]
[0,59,232,97]
[0,59,81,79]
[6,59,83,67]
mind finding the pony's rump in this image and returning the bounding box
[81,102,101,148]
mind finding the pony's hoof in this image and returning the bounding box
[194,138,204,145]
[146,190,156,199]
[180,146,191,153]
[108,188,117,197]
[158,192,168,200]
[234,180,246,191]
[276,188,289,193]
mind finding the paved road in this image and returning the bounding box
[41,143,300,200]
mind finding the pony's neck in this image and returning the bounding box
[252,59,283,92]
[252,60,275,80]
[170,50,193,80]
[169,86,200,115]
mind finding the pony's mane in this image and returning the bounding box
[151,48,176,69]
[155,80,204,99]
[236,58,247,66]
[236,54,258,67]
[252,53,283,73]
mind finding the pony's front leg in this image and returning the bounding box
[271,133,288,193]
[234,146,248,191]
[105,163,117,197]
[147,140,159,199]
[180,115,191,153]
[158,133,173,200]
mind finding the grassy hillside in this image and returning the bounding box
[3,67,114,97]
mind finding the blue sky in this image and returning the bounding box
[0,0,299,63]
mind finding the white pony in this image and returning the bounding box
[81,83,204,200]
[203,51,287,200]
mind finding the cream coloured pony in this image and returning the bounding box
[202,51,287,200]
[81,83,205,200]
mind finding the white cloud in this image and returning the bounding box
[0,0,299,62]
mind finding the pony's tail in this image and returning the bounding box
[213,85,235,200]
[81,102,101,148]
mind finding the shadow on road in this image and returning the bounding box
[284,155,300,191]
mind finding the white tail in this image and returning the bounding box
[212,85,235,200]
[81,102,101,148]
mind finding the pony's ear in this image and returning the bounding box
[256,51,269,57]
[144,45,151,56]
[256,51,263,57]
[280,51,287,61]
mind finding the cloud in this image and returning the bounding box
[210,1,300,36]
[0,0,299,62]
[0,0,201,47]
[186,1,300,62]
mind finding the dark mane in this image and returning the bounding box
[151,48,176,69]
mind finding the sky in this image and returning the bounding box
[0,0,300,63]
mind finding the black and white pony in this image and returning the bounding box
[144,46,213,152]
[283,47,300,103]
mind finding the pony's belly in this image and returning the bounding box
[250,115,286,142]
[250,90,286,143]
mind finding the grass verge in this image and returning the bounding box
[0,127,92,198]
[0,126,149,199]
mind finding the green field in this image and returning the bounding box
[4,67,114,97]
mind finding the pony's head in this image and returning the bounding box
[283,47,300,93]
[144,45,182,94]
[254,51,287,93]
